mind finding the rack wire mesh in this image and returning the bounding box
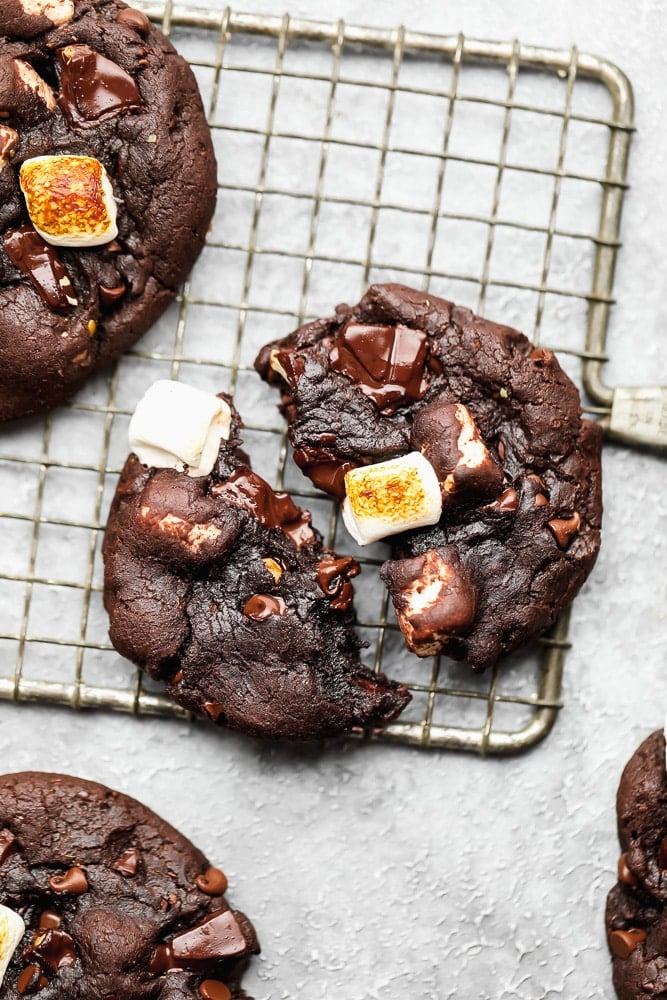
[0,5,636,752]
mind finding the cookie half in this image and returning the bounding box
[255,282,603,672]
[606,730,667,999]
[0,771,259,998]
[102,382,410,740]
[0,1,217,421]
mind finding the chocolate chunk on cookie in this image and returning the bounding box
[0,1,216,421]
[102,381,410,740]
[255,282,603,672]
[0,771,259,998]
[605,730,667,999]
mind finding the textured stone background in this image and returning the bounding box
[2,1,666,998]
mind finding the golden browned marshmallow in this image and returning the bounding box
[16,0,74,24]
[383,548,477,657]
[20,155,118,248]
[0,904,26,988]
[342,452,442,546]
[411,400,504,504]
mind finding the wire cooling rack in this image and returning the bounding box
[0,5,637,753]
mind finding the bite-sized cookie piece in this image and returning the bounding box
[103,382,410,740]
[605,729,667,999]
[256,283,603,672]
[0,1,216,421]
[0,771,259,998]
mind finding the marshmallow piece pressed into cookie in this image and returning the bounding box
[16,0,74,25]
[129,381,232,478]
[383,548,477,657]
[0,904,26,988]
[19,155,118,248]
[342,451,442,546]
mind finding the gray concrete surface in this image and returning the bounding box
[1,1,666,997]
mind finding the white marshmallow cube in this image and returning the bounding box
[129,381,232,478]
[0,905,25,988]
[342,451,442,546]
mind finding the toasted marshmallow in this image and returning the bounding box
[17,0,74,25]
[129,381,232,478]
[342,452,442,546]
[19,155,118,248]
[0,905,25,988]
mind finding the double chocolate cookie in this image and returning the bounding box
[102,383,410,740]
[606,730,667,999]
[256,282,603,672]
[0,771,258,998]
[0,0,217,421]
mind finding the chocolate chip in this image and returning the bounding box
[111,848,140,877]
[48,865,88,894]
[116,8,151,33]
[17,964,48,995]
[243,594,288,620]
[37,911,61,930]
[617,853,638,886]
[548,512,581,549]
[199,981,231,1000]
[534,493,548,508]
[195,867,228,896]
[202,701,226,723]
[99,283,126,307]
[608,928,646,959]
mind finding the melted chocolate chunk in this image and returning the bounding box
[58,45,144,127]
[292,446,358,501]
[22,928,77,972]
[211,467,315,549]
[3,226,77,314]
[150,909,255,973]
[316,555,360,612]
[329,321,429,414]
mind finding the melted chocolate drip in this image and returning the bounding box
[292,445,358,501]
[58,45,144,127]
[211,467,314,548]
[329,322,429,414]
[316,556,360,611]
[3,226,77,314]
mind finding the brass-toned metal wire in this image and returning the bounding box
[0,5,634,752]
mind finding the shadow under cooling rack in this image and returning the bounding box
[0,6,634,753]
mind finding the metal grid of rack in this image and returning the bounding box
[0,5,635,752]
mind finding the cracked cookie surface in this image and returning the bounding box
[0,0,216,421]
[606,731,667,1000]
[102,397,410,740]
[0,771,258,999]
[255,282,603,671]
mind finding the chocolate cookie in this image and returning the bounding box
[0,771,259,998]
[255,282,603,672]
[605,730,667,999]
[102,382,410,740]
[0,0,216,421]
